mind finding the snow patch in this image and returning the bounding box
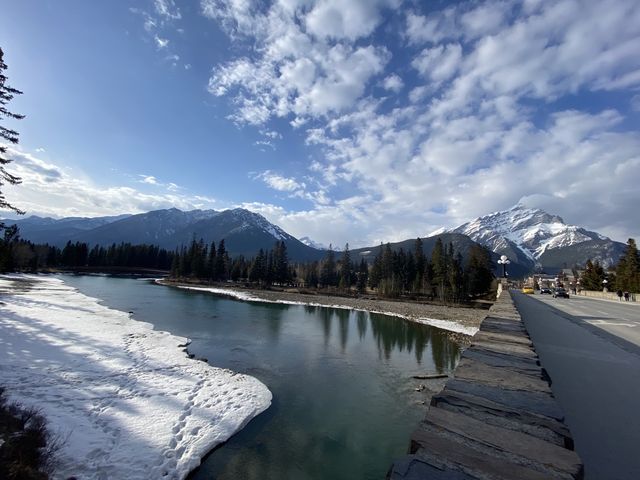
[171,284,477,336]
[0,274,271,480]
[299,236,327,250]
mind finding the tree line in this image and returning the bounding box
[0,233,174,272]
[167,236,495,302]
[0,228,496,303]
[580,238,639,293]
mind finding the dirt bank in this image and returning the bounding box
[158,280,489,342]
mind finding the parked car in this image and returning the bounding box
[521,286,535,294]
[553,288,570,298]
[540,288,552,294]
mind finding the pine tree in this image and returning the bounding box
[339,243,352,291]
[615,238,640,293]
[581,259,605,290]
[249,249,266,284]
[215,239,228,281]
[0,47,24,218]
[170,251,180,277]
[356,258,368,294]
[273,241,290,285]
[207,241,217,281]
[320,245,337,287]
[413,238,425,293]
[431,238,445,301]
[368,244,383,289]
[465,244,494,296]
[0,224,18,272]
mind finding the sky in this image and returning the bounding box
[1,0,639,248]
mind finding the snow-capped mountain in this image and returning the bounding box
[4,208,323,261]
[449,204,625,271]
[299,236,326,250]
[298,237,343,251]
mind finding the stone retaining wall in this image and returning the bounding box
[388,291,583,479]
[576,289,637,302]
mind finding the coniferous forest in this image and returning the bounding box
[167,236,495,302]
[0,230,496,303]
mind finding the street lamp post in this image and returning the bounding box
[602,278,608,293]
[497,255,510,279]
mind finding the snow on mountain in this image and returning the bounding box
[225,208,290,241]
[450,204,608,263]
[426,227,447,237]
[299,236,327,250]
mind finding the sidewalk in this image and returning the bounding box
[574,292,639,306]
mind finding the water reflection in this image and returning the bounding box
[336,309,350,351]
[319,308,333,346]
[303,307,461,370]
[262,303,287,342]
[356,311,368,340]
[60,275,464,480]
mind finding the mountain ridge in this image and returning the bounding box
[448,204,624,272]
[3,204,626,273]
[3,208,324,262]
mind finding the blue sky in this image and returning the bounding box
[1,0,639,247]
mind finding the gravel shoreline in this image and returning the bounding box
[158,280,490,341]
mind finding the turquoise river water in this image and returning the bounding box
[62,275,461,480]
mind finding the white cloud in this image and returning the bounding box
[254,139,276,150]
[154,35,169,49]
[305,0,398,41]
[405,8,458,45]
[412,43,462,82]
[382,73,403,92]
[154,0,181,20]
[460,1,511,39]
[201,0,640,246]
[258,171,302,192]
[139,175,159,185]
[1,148,218,218]
[205,1,392,126]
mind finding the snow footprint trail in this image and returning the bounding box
[0,274,272,480]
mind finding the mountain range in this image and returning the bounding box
[4,208,323,261]
[2,204,627,275]
[448,204,626,274]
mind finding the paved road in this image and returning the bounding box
[532,293,640,352]
[513,291,640,480]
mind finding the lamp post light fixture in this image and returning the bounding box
[602,278,608,293]
[497,255,510,278]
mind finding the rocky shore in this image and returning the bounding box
[158,280,489,341]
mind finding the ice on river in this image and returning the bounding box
[0,274,271,480]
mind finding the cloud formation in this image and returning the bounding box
[201,0,640,246]
[2,148,218,219]
[5,0,639,250]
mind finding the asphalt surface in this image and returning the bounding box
[513,291,640,480]
[533,293,640,351]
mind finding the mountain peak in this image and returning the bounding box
[450,204,610,266]
[299,236,328,250]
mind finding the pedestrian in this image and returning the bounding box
[617,289,623,301]
[624,291,630,302]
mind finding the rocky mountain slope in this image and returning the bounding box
[449,204,625,272]
[4,208,323,261]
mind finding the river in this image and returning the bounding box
[62,274,461,479]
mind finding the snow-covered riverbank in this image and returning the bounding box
[165,283,483,337]
[0,274,271,479]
